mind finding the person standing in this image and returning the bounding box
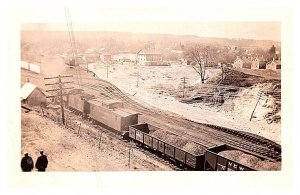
[35,150,48,172]
[21,152,34,172]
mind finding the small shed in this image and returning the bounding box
[21,83,47,106]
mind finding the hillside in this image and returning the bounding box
[21,30,281,55]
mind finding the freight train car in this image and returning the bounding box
[129,123,207,170]
[67,90,95,118]
[89,98,139,135]
[204,144,255,171]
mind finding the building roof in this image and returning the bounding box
[21,83,37,100]
[138,50,162,55]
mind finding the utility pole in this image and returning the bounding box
[250,91,262,121]
[106,63,109,79]
[136,71,140,87]
[221,63,224,81]
[136,61,140,87]
[136,49,143,87]
[44,75,73,125]
[181,77,188,98]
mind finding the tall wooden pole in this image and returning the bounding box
[250,93,262,121]
[45,75,73,126]
[58,75,65,125]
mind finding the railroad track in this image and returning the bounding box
[66,68,282,162]
[41,107,180,171]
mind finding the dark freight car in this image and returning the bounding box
[158,140,165,153]
[144,133,153,148]
[129,123,207,170]
[164,143,175,158]
[174,148,186,164]
[204,144,255,171]
[152,138,159,151]
[186,152,205,170]
[135,130,144,143]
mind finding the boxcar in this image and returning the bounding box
[68,94,85,113]
[89,98,138,133]
[204,144,255,171]
[67,91,94,117]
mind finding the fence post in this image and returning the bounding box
[128,148,132,169]
[98,131,103,149]
[78,123,81,135]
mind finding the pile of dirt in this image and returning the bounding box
[151,130,188,147]
[151,130,205,155]
[213,69,267,87]
[219,150,281,171]
[182,142,205,155]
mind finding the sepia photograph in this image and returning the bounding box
[20,20,282,172]
[2,0,299,193]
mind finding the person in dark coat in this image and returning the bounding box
[21,152,34,172]
[35,150,48,172]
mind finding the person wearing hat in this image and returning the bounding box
[21,152,34,172]
[35,150,48,172]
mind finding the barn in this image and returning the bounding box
[21,83,47,106]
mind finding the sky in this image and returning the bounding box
[22,21,281,42]
[15,5,285,42]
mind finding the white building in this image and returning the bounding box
[137,51,163,65]
[114,51,137,63]
[266,59,281,70]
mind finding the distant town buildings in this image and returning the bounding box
[137,50,163,66]
[266,58,281,70]
[233,56,280,70]
[100,53,112,62]
[114,51,138,63]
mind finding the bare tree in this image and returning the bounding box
[186,44,212,84]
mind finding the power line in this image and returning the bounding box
[44,75,73,125]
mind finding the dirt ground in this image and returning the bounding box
[20,59,281,171]
[89,62,281,144]
[21,110,174,171]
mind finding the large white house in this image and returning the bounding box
[137,51,163,65]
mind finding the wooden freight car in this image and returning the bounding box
[89,98,138,134]
[204,144,255,171]
[129,123,207,170]
[67,91,95,117]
